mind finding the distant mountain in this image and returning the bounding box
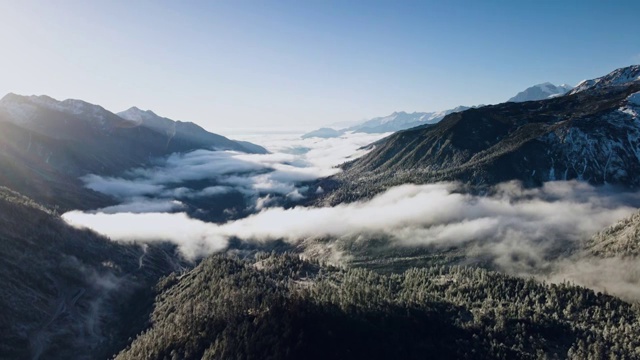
[507,82,573,102]
[301,106,472,138]
[0,94,265,209]
[301,127,344,139]
[322,65,640,204]
[303,82,578,140]
[346,107,472,134]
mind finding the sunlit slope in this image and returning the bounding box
[324,66,640,205]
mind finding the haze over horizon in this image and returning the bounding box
[1,0,639,133]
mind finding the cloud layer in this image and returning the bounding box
[81,132,388,210]
[64,181,639,268]
[65,132,640,300]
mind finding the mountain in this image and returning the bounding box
[0,187,183,359]
[507,82,573,102]
[322,65,640,204]
[569,65,640,95]
[301,127,344,139]
[302,81,574,140]
[346,107,472,134]
[117,106,267,154]
[0,94,265,209]
[587,210,640,258]
[301,107,471,138]
[115,253,640,360]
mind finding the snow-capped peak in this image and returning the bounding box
[0,93,114,127]
[508,82,574,102]
[118,106,177,134]
[568,65,640,95]
[0,93,110,115]
[117,106,160,125]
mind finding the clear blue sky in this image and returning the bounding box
[0,0,638,132]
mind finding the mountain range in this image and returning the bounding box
[302,82,575,138]
[321,65,640,205]
[0,94,265,210]
[3,65,640,359]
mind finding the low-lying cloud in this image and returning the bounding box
[64,181,640,274]
[66,132,640,300]
[81,132,388,209]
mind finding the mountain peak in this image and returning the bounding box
[122,106,157,115]
[569,64,640,95]
[0,92,26,103]
[118,106,161,124]
[508,82,573,102]
[0,93,115,129]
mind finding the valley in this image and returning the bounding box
[2,65,640,359]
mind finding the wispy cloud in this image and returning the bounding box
[81,132,388,208]
[64,180,639,274]
[65,132,640,300]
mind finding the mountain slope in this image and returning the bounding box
[0,187,182,359]
[0,95,266,175]
[587,210,640,258]
[569,65,640,95]
[0,94,265,209]
[303,81,574,139]
[323,66,640,204]
[345,107,471,134]
[116,253,640,360]
[508,82,573,102]
[117,106,267,154]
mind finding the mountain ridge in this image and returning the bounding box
[0,93,266,209]
[507,82,573,102]
[302,82,573,139]
[320,66,640,205]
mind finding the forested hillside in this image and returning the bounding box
[0,187,183,359]
[117,254,640,360]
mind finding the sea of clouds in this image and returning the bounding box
[62,131,640,299]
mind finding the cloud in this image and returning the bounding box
[63,211,227,260]
[68,132,640,300]
[98,198,186,214]
[80,132,389,207]
[81,174,165,198]
[63,181,639,268]
[548,257,640,301]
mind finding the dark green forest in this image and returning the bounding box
[116,253,640,360]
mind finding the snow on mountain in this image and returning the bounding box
[118,106,177,136]
[304,80,577,140]
[302,106,473,138]
[0,93,137,142]
[118,106,268,154]
[351,106,472,132]
[0,93,125,129]
[507,82,574,102]
[327,77,640,206]
[569,65,640,95]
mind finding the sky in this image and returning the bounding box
[0,0,639,133]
